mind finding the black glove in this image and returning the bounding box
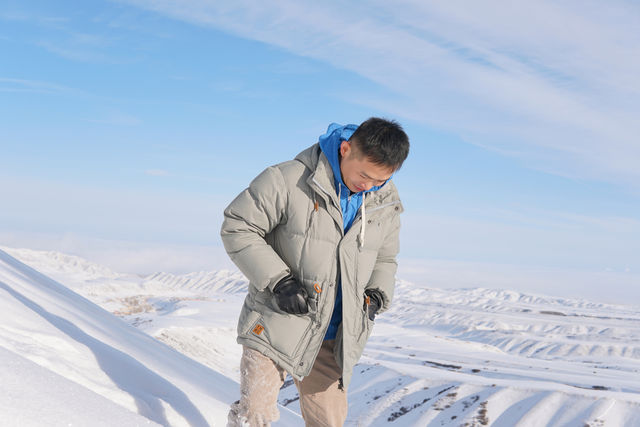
[364,289,383,321]
[273,275,309,315]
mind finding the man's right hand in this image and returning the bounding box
[273,275,309,315]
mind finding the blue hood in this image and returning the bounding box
[318,123,386,232]
[318,122,358,203]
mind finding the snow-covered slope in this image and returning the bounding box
[342,281,640,425]
[4,247,640,426]
[0,345,156,426]
[3,246,121,281]
[0,248,299,426]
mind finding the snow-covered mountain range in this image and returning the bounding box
[1,246,639,426]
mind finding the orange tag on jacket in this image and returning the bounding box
[314,283,322,293]
[252,324,265,335]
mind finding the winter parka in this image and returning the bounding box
[220,143,403,387]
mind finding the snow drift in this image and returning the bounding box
[0,249,300,426]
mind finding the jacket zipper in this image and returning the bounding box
[296,180,343,376]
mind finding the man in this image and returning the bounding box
[222,117,409,426]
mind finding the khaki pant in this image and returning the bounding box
[227,340,347,427]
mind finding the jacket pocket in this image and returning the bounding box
[249,310,313,359]
[359,300,375,342]
[239,309,262,336]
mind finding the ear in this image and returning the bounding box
[339,140,351,157]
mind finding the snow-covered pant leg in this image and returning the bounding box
[227,346,287,427]
[294,340,348,427]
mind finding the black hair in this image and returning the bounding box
[348,117,409,170]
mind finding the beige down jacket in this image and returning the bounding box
[220,143,402,387]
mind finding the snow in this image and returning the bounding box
[0,345,157,427]
[2,246,640,426]
[0,247,302,426]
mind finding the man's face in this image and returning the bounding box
[339,140,394,193]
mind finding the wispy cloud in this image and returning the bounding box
[36,37,118,64]
[86,111,142,126]
[209,80,245,93]
[118,0,640,187]
[0,77,76,95]
[0,10,69,29]
[144,169,169,176]
[2,5,136,64]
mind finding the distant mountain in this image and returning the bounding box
[3,246,248,295]
[2,246,121,280]
[142,270,248,295]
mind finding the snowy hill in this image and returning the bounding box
[4,246,122,280]
[2,246,640,426]
[0,248,298,426]
[1,345,156,426]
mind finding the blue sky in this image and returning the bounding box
[1,0,639,303]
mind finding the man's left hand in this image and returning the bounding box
[364,289,383,321]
